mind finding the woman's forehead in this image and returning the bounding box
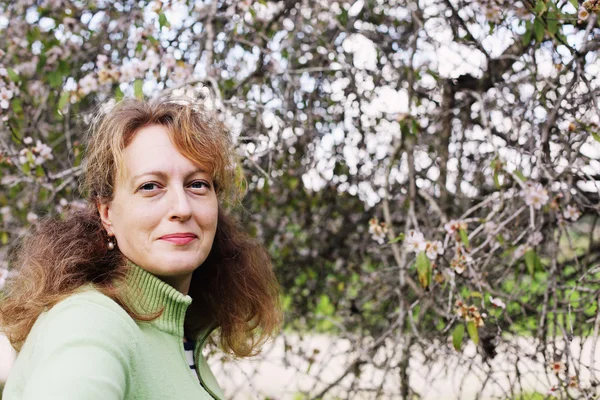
[117,125,214,181]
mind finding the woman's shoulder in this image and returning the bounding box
[47,285,137,326]
[28,286,140,352]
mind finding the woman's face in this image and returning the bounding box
[98,124,219,294]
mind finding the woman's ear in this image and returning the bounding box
[97,201,113,234]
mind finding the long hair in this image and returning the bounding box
[0,96,281,356]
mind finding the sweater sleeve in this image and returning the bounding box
[20,294,137,400]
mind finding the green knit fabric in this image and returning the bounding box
[2,262,224,400]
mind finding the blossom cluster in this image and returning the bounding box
[18,137,54,167]
[368,218,388,244]
[405,230,444,260]
[450,252,471,274]
[0,65,19,109]
[489,296,506,309]
[520,182,549,210]
[455,300,485,327]
[73,51,186,101]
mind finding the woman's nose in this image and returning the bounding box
[168,186,192,222]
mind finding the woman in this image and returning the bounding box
[0,95,281,399]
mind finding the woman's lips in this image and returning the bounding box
[159,234,197,245]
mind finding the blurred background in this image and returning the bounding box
[1,0,600,398]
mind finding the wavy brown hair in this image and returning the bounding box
[0,96,281,356]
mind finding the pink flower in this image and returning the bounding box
[489,296,506,309]
[563,205,581,222]
[405,230,426,253]
[425,240,444,260]
[520,182,549,210]
[444,220,467,235]
[368,218,388,245]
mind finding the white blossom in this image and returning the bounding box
[27,212,38,224]
[368,218,388,245]
[528,232,543,247]
[96,54,109,68]
[425,240,444,260]
[144,51,161,71]
[405,230,426,253]
[172,65,191,83]
[32,140,53,165]
[164,54,177,69]
[18,148,29,165]
[489,296,506,309]
[521,182,549,210]
[444,220,467,235]
[0,87,14,109]
[578,7,590,21]
[119,63,137,82]
[78,73,99,96]
[1,206,12,224]
[484,221,497,235]
[563,205,581,222]
[23,136,33,145]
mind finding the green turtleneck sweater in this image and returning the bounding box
[2,262,224,400]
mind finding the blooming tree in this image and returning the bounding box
[1,0,600,398]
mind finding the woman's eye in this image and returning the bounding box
[140,182,159,191]
[189,181,210,190]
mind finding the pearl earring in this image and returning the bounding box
[107,233,116,251]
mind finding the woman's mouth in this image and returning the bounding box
[159,233,197,245]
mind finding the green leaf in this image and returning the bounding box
[7,68,20,83]
[411,119,419,135]
[569,0,579,9]
[400,121,412,138]
[514,170,527,181]
[547,12,558,35]
[467,321,479,345]
[133,79,144,99]
[57,91,70,113]
[388,233,405,244]
[452,324,465,351]
[315,294,334,316]
[48,71,63,88]
[522,21,533,46]
[459,227,470,248]
[469,291,483,299]
[591,132,600,143]
[338,8,348,25]
[115,86,124,102]
[11,98,23,114]
[496,234,505,246]
[22,162,30,174]
[534,0,547,15]
[524,249,542,276]
[533,18,545,43]
[158,12,170,28]
[416,251,431,288]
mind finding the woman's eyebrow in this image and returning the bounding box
[131,169,209,183]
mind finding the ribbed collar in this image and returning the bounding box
[121,260,192,338]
